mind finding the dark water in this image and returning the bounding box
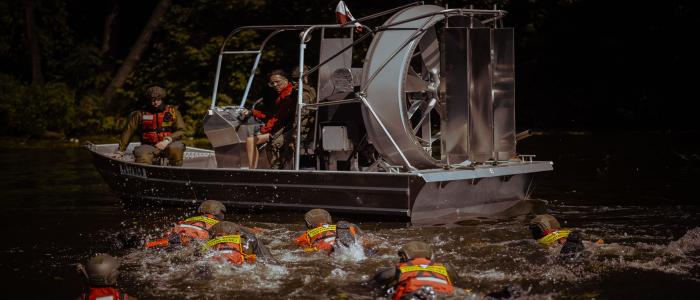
[1,132,699,299]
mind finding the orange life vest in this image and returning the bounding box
[251,83,294,134]
[141,105,176,144]
[295,224,338,252]
[393,258,454,300]
[146,214,220,248]
[203,234,257,265]
[82,287,128,300]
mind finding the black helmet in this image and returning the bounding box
[198,200,226,218]
[398,241,432,261]
[144,85,166,100]
[304,208,332,228]
[209,221,242,237]
[85,254,120,286]
[529,214,561,240]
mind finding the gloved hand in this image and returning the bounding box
[237,108,250,121]
[112,151,124,159]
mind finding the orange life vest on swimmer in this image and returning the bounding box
[202,234,256,265]
[141,105,176,144]
[393,258,454,300]
[82,287,129,300]
[146,214,220,248]
[295,224,339,252]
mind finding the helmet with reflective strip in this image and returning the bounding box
[144,85,166,100]
[304,208,332,228]
[209,221,243,237]
[198,200,226,217]
[85,253,120,286]
[399,241,432,261]
[529,214,562,240]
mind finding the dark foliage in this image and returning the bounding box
[1,0,698,138]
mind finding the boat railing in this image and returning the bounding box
[209,4,510,172]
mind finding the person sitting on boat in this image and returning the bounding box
[241,68,316,169]
[145,200,226,248]
[76,253,137,300]
[112,85,186,166]
[202,221,274,265]
[294,208,364,253]
[372,241,457,300]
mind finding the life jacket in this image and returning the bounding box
[252,83,294,134]
[393,258,454,300]
[537,228,571,247]
[145,214,220,248]
[202,234,257,265]
[141,105,176,144]
[295,224,337,252]
[82,287,128,300]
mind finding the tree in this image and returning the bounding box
[101,0,172,104]
[101,0,120,55]
[23,0,43,85]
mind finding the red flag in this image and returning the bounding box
[335,1,363,31]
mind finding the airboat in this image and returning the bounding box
[87,3,553,223]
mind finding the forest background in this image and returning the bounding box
[1,0,698,141]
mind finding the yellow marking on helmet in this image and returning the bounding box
[306,224,336,238]
[185,215,219,225]
[304,247,319,252]
[202,234,241,251]
[537,229,571,246]
[399,265,451,284]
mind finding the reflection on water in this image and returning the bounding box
[1,133,700,299]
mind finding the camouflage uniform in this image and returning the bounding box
[267,84,316,169]
[117,106,186,166]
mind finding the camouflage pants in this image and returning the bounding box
[267,128,294,169]
[133,141,186,166]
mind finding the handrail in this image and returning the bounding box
[209,5,510,172]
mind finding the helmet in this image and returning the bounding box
[529,214,561,240]
[399,241,432,261]
[198,200,226,218]
[291,65,310,80]
[304,208,332,228]
[209,221,242,237]
[144,85,166,100]
[85,254,120,286]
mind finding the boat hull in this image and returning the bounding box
[88,144,552,222]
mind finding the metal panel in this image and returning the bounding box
[440,28,470,164]
[360,5,446,169]
[467,28,494,162]
[317,29,354,101]
[492,28,516,161]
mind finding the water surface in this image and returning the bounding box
[1,132,698,299]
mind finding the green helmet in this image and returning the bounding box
[209,221,242,237]
[529,214,562,239]
[291,65,310,80]
[304,208,332,228]
[399,241,432,261]
[144,85,166,100]
[198,200,226,217]
[85,254,120,286]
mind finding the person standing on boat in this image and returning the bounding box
[372,241,457,300]
[294,208,364,253]
[112,85,186,166]
[242,68,316,169]
[76,253,137,300]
